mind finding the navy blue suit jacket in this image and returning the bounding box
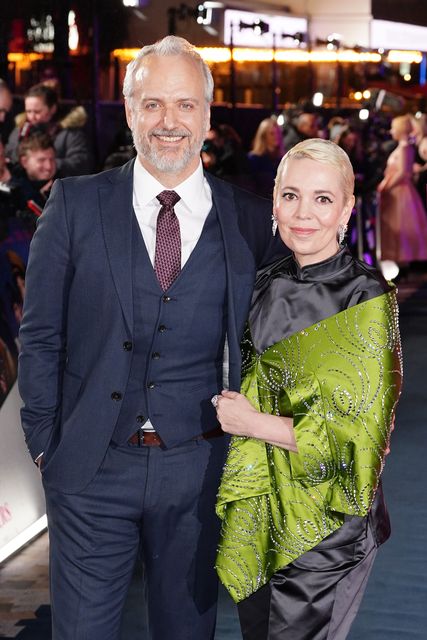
[18,159,287,492]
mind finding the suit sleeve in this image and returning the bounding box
[18,179,74,460]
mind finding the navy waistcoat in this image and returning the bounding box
[112,203,227,447]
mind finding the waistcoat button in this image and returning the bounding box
[123,341,133,351]
[136,415,145,423]
[111,391,122,401]
[158,325,167,332]
[162,295,171,303]
[152,352,160,359]
[147,382,155,389]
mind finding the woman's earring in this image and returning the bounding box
[338,223,348,246]
[272,214,278,236]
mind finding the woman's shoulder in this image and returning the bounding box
[345,256,393,305]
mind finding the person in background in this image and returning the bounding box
[378,114,427,266]
[283,111,320,150]
[0,140,12,185]
[215,138,402,640]
[247,117,284,199]
[411,115,427,213]
[6,83,93,177]
[413,135,427,215]
[18,35,287,640]
[202,123,251,188]
[16,132,57,211]
[0,79,14,145]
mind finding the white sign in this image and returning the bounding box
[371,19,427,52]
[0,383,46,563]
[224,9,307,48]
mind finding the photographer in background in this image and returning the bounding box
[16,132,57,213]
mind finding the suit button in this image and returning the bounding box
[152,352,160,359]
[162,295,171,303]
[123,341,133,351]
[158,325,167,333]
[111,391,122,401]
[147,382,155,389]
[136,415,145,423]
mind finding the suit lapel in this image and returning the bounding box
[99,160,135,335]
[207,173,255,387]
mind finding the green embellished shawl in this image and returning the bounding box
[216,290,402,603]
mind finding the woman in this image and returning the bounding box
[247,117,284,199]
[214,139,402,640]
[5,83,92,177]
[377,114,427,264]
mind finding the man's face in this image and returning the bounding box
[21,148,56,181]
[25,96,56,125]
[0,89,12,123]
[125,54,210,185]
[298,114,318,138]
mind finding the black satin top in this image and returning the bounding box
[250,247,392,354]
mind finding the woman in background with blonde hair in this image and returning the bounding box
[247,117,284,199]
[378,114,427,265]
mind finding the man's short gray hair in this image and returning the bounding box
[123,36,214,107]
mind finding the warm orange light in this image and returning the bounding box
[387,50,422,64]
[111,47,417,66]
[7,52,44,70]
[196,47,231,63]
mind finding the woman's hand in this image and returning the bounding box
[216,390,259,437]
[214,390,298,452]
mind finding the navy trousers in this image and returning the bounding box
[44,436,227,640]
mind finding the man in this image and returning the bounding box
[283,111,320,150]
[0,79,14,144]
[16,132,57,210]
[18,36,287,640]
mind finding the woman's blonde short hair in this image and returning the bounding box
[391,114,413,138]
[273,138,355,207]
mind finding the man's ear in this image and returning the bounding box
[20,154,28,170]
[124,100,133,130]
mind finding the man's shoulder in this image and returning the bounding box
[206,171,271,214]
[59,159,134,191]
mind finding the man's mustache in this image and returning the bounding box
[150,129,191,138]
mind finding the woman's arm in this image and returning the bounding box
[216,390,297,452]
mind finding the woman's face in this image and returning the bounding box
[275,157,353,267]
[265,124,281,150]
[25,96,56,125]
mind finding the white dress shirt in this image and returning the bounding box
[132,158,214,432]
[132,157,213,267]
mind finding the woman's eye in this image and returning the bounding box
[317,195,332,204]
[282,192,296,201]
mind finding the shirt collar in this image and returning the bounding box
[133,157,206,210]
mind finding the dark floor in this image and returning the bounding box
[1,268,426,639]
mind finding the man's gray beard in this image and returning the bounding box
[132,130,203,174]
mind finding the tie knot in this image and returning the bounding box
[157,190,180,209]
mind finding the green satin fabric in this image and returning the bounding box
[216,290,402,604]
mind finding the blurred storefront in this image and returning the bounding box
[2,2,426,108]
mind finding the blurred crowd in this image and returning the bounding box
[1,75,427,403]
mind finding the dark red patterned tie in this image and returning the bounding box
[154,190,181,291]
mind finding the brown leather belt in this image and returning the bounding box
[128,425,224,447]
